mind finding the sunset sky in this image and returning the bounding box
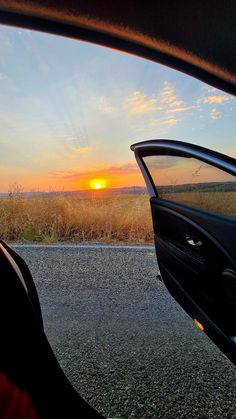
[0,24,235,192]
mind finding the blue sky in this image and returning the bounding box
[0,24,235,191]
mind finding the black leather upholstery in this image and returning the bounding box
[0,243,104,418]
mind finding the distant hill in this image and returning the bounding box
[0,181,235,199]
[0,186,147,199]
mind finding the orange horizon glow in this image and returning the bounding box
[0,172,145,193]
[1,163,232,193]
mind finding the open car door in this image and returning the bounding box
[131,140,236,365]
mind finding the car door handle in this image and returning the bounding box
[186,235,203,247]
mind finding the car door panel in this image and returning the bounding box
[152,200,236,327]
[131,139,236,364]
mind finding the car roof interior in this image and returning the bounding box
[0,1,235,95]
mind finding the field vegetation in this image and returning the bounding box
[0,191,153,243]
[0,186,235,244]
[162,191,236,218]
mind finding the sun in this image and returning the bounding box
[90,178,107,190]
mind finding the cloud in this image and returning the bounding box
[125,91,161,114]
[161,117,177,126]
[210,108,221,120]
[160,81,184,107]
[197,85,233,114]
[51,162,140,181]
[123,81,193,134]
[167,106,194,113]
[199,95,230,105]
[124,82,190,132]
[196,86,233,122]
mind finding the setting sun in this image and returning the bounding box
[90,178,107,190]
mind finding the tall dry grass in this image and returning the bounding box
[163,191,236,218]
[1,189,235,244]
[0,193,153,243]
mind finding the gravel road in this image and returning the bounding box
[14,245,236,419]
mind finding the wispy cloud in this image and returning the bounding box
[198,95,230,105]
[196,86,233,121]
[123,82,191,132]
[158,82,192,128]
[125,91,161,114]
[210,108,221,120]
[167,106,194,113]
[160,81,184,107]
[51,162,139,181]
[161,117,177,126]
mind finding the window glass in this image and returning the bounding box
[143,155,236,218]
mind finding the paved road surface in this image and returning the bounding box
[14,245,236,419]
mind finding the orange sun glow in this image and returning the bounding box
[90,178,107,190]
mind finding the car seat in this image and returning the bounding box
[0,240,104,418]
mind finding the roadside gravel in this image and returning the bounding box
[15,245,236,419]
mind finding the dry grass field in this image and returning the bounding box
[0,190,235,243]
[0,193,153,243]
[163,191,236,218]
